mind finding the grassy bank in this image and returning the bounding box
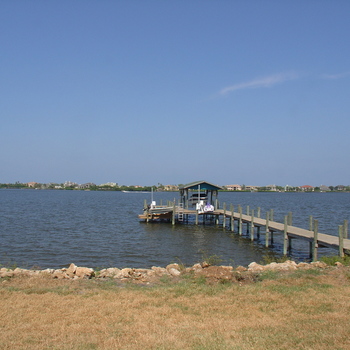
[1,265,350,350]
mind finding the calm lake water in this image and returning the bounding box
[1,189,349,269]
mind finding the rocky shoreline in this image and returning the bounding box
[1,260,344,284]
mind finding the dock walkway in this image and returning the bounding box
[214,209,350,254]
[139,204,350,260]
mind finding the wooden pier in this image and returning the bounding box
[139,201,350,261]
[139,181,350,260]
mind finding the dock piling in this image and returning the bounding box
[309,216,313,232]
[250,210,255,241]
[223,203,226,229]
[265,212,270,247]
[344,220,348,239]
[312,220,319,262]
[172,202,175,225]
[339,225,344,258]
[283,215,288,255]
[238,205,242,235]
[230,205,234,232]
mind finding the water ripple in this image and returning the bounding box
[0,190,349,269]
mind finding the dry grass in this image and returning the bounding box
[1,268,350,350]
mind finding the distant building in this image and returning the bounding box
[100,182,118,187]
[245,185,258,192]
[164,185,179,191]
[319,185,330,192]
[64,181,78,187]
[78,183,96,189]
[225,184,242,191]
[266,184,277,191]
[335,185,346,191]
[299,185,314,192]
[27,182,38,188]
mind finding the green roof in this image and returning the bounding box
[179,180,222,191]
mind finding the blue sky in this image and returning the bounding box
[1,0,350,187]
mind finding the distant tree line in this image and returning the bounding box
[0,182,154,192]
[1,183,350,192]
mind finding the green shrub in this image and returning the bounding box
[198,250,223,266]
[261,253,289,265]
[320,255,350,266]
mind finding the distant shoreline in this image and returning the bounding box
[1,187,350,193]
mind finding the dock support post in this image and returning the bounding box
[239,205,242,236]
[283,215,288,256]
[215,199,219,226]
[312,220,319,262]
[257,207,261,218]
[223,203,226,229]
[288,212,293,226]
[339,225,344,258]
[230,204,234,232]
[257,226,261,239]
[270,209,274,221]
[247,205,250,216]
[172,203,176,225]
[288,237,292,253]
[309,216,313,231]
[250,210,255,241]
[265,212,270,247]
[195,211,198,225]
[144,199,149,223]
[343,220,348,239]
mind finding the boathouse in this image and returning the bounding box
[179,180,223,209]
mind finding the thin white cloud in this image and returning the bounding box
[321,71,350,80]
[219,72,299,96]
